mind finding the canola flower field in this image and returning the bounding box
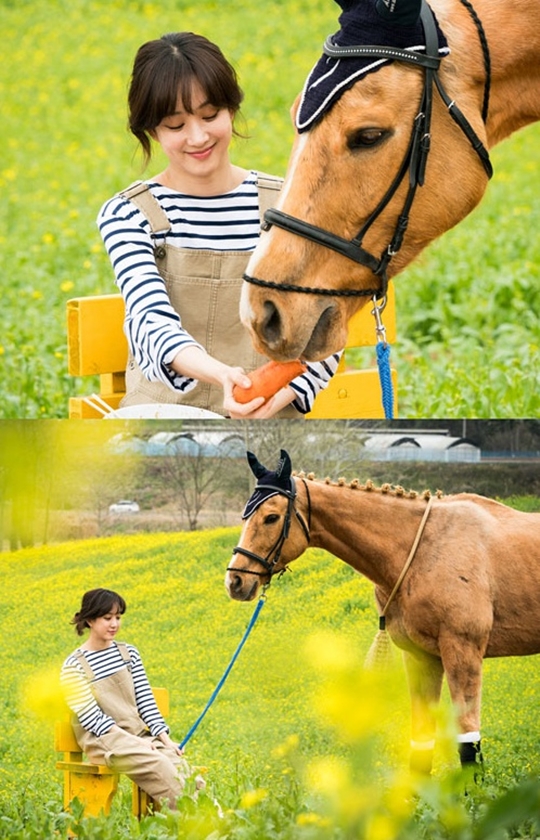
[1,0,539,418]
[1,518,540,838]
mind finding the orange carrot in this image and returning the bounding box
[232,359,307,404]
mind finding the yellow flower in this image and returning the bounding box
[22,666,67,722]
[61,280,74,292]
[271,733,299,759]
[296,813,331,828]
[239,788,268,808]
[305,756,349,797]
[304,630,356,672]
[366,814,400,840]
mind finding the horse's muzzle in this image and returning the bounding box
[224,570,260,602]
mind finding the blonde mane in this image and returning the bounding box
[293,470,444,501]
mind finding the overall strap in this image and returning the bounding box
[119,180,171,235]
[115,641,133,670]
[73,649,96,681]
[256,172,283,220]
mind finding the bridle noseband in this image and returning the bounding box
[244,0,492,303]
[227,479,311,583]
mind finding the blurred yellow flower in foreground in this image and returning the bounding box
[271,733,299,759]
[22,666,66,722]
[304,630,357,672]
[239,788,268,808]
[305,630,400,743]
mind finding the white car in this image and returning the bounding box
[108,500,140,515]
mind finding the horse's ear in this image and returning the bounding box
[246,451,268,479]
[275,449,292,482]
[375,0,422,26]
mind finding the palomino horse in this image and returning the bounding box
[241,0,540,361]
[225,450,540,774]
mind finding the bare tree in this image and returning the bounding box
[158,440,237,530]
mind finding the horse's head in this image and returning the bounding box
[225,450,310,601]
[241,0,491,361]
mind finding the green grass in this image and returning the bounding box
[1,0,539,417]
[1,507,540,838]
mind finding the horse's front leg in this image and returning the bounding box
[402,649,444,775]
[439,635,485,778]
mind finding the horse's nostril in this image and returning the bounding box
[304,304,338,357]
[261,300,282,344]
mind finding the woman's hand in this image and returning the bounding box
[170,346,296,417]
[157,730,184,756]
[227,384,297,418]
[221,367,266,416]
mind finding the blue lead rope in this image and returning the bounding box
[376,340,394,419]
[178,594,267,750]
[372,296,394,420]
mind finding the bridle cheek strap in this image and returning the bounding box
[230,546,276,577]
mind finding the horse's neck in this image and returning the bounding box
[436,0,540,147]
[303,479,426,591]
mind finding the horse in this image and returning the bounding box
[224,449,540,775]
[240,0,540,362]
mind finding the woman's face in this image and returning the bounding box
[87,604,122,648]
[152,81,234,188]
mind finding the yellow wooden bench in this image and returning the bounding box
[55,686,169,818]
[66,285,397,419]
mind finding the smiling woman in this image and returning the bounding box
[97,31,341,419]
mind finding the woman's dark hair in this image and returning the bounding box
[71,588,126,636]
[128,32,244,167]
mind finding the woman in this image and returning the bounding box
[60,588,199,810]
[97,32,340,418]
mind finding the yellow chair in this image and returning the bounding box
[55,687,169,818]
[66,285,397,419]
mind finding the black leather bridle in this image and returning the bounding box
[227,479,311,580]
[244,0,493,304]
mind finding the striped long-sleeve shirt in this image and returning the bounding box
[60,642,168,738]
[97,171,341,413]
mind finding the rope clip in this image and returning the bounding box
[371,295,388,345]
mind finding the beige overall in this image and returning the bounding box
[119,174,299,417]
[72,644,189,809]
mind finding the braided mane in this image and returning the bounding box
[293,471,444,501]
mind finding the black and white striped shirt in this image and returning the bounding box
[60,642,168,738]
[97,171,340,412]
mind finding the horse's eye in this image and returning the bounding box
[264,513,280,525]
[347,128,386,150]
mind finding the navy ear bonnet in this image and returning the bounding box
[242,450,293,519]
[296,0,449,133]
